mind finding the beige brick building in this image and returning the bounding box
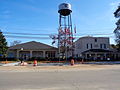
[74,36,112,60]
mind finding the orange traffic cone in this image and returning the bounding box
[33,60,37,66]
[71,59,74,66]
[81,59,84,64]
[5,59,8,64]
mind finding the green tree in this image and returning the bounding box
[116,44,120,52]
[110,44,120,51]
[114,4,120,52]
[114,27,120,48]
[110,44,117,49]
[0,30,8,57]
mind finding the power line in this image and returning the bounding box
[3,31,114,36]
[2,31,115,40]
[5,35,51,39]
[3,32,54,36]
[75,33,114,36]
[3,27,115,31]
[4,34,115,40]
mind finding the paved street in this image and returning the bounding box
[0,66,120,90]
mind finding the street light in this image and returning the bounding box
[21,48,23,51]
[20,48,24,63]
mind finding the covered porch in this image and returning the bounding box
[17,50,57,60]
[8,41,58,60]
[82,49,113,60]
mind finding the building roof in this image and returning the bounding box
[82,49,112,54]
[75,36,109,43]
[9,41,57,50]
[79,36,109,39]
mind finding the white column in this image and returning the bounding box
[95,53,97,60]
[55,51,57,57]
[16,50,19,58]
[30,50,32,58]
[104,53,106,59]
[43,51,46,58]
[85,54,87,59]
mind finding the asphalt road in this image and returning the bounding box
[0,68,120,90]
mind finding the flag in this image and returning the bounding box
[68,36,75,40]
[74,26,76,33]
[52,41,55,45]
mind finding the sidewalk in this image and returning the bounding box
[85,61,120,64]
[2,62,21,66]
[0,64,120,72]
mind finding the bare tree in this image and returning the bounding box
[10,40,21,46]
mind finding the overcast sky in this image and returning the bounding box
[0,0,120,46]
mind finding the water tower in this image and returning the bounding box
[58,3,72,16]
[58,3,74,60]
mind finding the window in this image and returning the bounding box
[87,44,88,49]
[104,44,106,49]
[8,53,14,58]
[91,44,92,49]
[76,54,78,57]
[100,44,106,49]
[100,44,102,49]
[46,51,56,58]
[95,38,97,42]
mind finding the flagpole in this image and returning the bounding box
[74,24,76,58]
